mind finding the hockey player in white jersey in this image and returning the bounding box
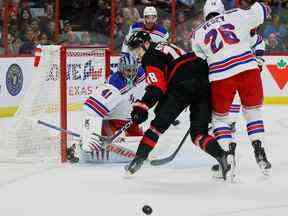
[211,27,267,177]
[191,0,272,174]
[121,6,169,56]
[67,54,146,163]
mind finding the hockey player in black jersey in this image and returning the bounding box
[124,31,234,180]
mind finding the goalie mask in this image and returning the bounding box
[118,54,138,81]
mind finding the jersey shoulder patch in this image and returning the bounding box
[154,24,168,34]
[135,67,146,84]
[131,22,145,30]
[108,72,126,91]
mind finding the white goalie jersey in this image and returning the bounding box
[84,68,146,120]
[79,67,146,163]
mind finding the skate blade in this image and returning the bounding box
[226,155,236,183]
[212,155,237,182]
[258,161,271,177]
[211,170,223,179]
[123,165,135,179]
[123,171,134,179]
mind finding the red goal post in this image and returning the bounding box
[59,46,110,162]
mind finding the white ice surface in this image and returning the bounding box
[0,106,288,216]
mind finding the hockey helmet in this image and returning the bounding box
[143,6,157,28]
[143,6,157,18]
[118,54,138,80]
[127,31,152,50]
[203,0,225,20]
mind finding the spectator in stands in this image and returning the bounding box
[114,13,125,51]
[265,32,286,54]
[139,0,169,7]
[284,37,288,51]
[123,0,140,28]
[8,5,18,25]
[177,0,195,7]
[44,3,54,20]
[19,6,32,30]
[263,14,287,40]
[58,20,72,43]
[8,5,19,37]
[19,28,36,54]
[92,0,111,34]
[66,31,80,46]
[7,33,21,54]
[39,33,49,45]
[162,18,172,39]
[30,19,41,42]
[80,31,91,45]
[176,12,192,51]
[41,19,56,43]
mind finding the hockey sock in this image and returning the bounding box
[136,127,160,159]
[193,135,225,158]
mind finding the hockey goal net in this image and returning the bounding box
[0,45,110,163]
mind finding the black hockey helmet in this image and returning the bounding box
[127,31,152,50]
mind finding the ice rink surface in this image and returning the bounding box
[0,105,288,216]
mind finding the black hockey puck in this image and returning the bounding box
[142,205,153,215]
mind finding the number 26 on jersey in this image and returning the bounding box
[204,23,240,54]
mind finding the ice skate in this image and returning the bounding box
[252,140,271,176]
[67,143,80,163]
[124,155,146,176]
[212,142,237,180]
[216,151,235,181]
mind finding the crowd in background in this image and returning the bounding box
[0,0,288,55]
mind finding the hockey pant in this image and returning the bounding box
[101,119,143,137]
[211,68,265,146]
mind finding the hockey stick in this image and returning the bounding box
[150,128,190,166]
[37,120,136,158]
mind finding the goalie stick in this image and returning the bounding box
[38,120,136,158]
[150,128,190,166]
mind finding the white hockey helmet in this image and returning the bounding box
[203,0,225,20]
[143,6,157,18]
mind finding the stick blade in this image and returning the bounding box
[150,155,174,166]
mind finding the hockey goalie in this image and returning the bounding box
[67,54,146,163]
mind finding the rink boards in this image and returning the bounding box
[0,55,287,118]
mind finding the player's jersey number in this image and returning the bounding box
[204,24,240,54]
[147,72,158,84]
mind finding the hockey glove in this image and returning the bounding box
[255,56,265,72]
[131,100,149,124]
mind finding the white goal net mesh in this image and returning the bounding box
[0,45,109,163]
